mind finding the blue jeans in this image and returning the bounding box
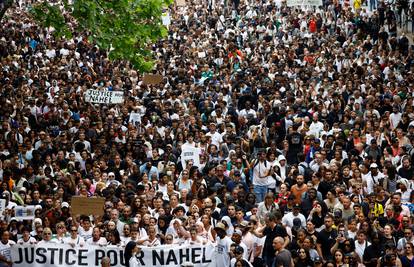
[254,185,268,203]
[369,0,376,11]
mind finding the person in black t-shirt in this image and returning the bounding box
[253,211,289,267]
[363,234,385,267]
[286,124,303,165]
[316,214,337,261]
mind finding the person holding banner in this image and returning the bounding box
[143,226,161,247]
[64,226,86,247]
[0,231,14,267]
[17,227,37,245]
[37,228,56,245]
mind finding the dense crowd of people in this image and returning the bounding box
[1,0,414,266]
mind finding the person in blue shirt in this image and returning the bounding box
[139,161,159,180]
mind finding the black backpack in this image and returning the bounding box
[299,162,313,181]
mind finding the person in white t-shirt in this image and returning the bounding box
[0,231,15,267]
[206,123,223,147]
[78,216,93,241]
[213,222,233,267]
[17,227,37,245]
[37,228,57,246]
[354,231,370,260]
[87,227,107,246]
[281,204,306,228]
[64,226,86,247]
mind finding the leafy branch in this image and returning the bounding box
[29,0,172,72]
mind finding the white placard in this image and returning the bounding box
[180,145,202,169]
[287,0,322,6]
[84,90,124,104]
[14,205,35,220]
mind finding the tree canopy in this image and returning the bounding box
[1,0,172,72]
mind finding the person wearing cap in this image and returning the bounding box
[365,163,385,194]
[230,245,253,267]
[231,229,249,260]
[365,139,382,161]
[281,203,306,229]
[213,222,233,267]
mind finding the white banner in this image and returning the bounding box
[15,205,35,220]
[180,145,202,169]
[84,90,124,104]
[287,0,322,6]
[12,243,215,267]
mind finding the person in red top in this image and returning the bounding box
[309,16,317,33]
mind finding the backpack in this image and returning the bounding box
[299,162,313,181]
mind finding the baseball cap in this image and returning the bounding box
[370,163,378,168]
[234,245,244,255]
[239,221,249,228]
[233,229,243,236]
[214,222,226,231]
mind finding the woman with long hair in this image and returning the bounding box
[333,249,345,267]
[295,248,313,267]
[107,230,122,246]
[124,241,140,267]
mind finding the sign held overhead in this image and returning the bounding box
[84,89,124,104]
[71,197,105,216]
[142,74,163,85]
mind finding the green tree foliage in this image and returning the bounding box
[6,0,172,72]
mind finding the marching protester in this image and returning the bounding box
[1,0,414,264]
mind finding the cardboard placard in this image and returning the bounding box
[176,0,186,6]
[71,197,105,216]
[142,74,163,85]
